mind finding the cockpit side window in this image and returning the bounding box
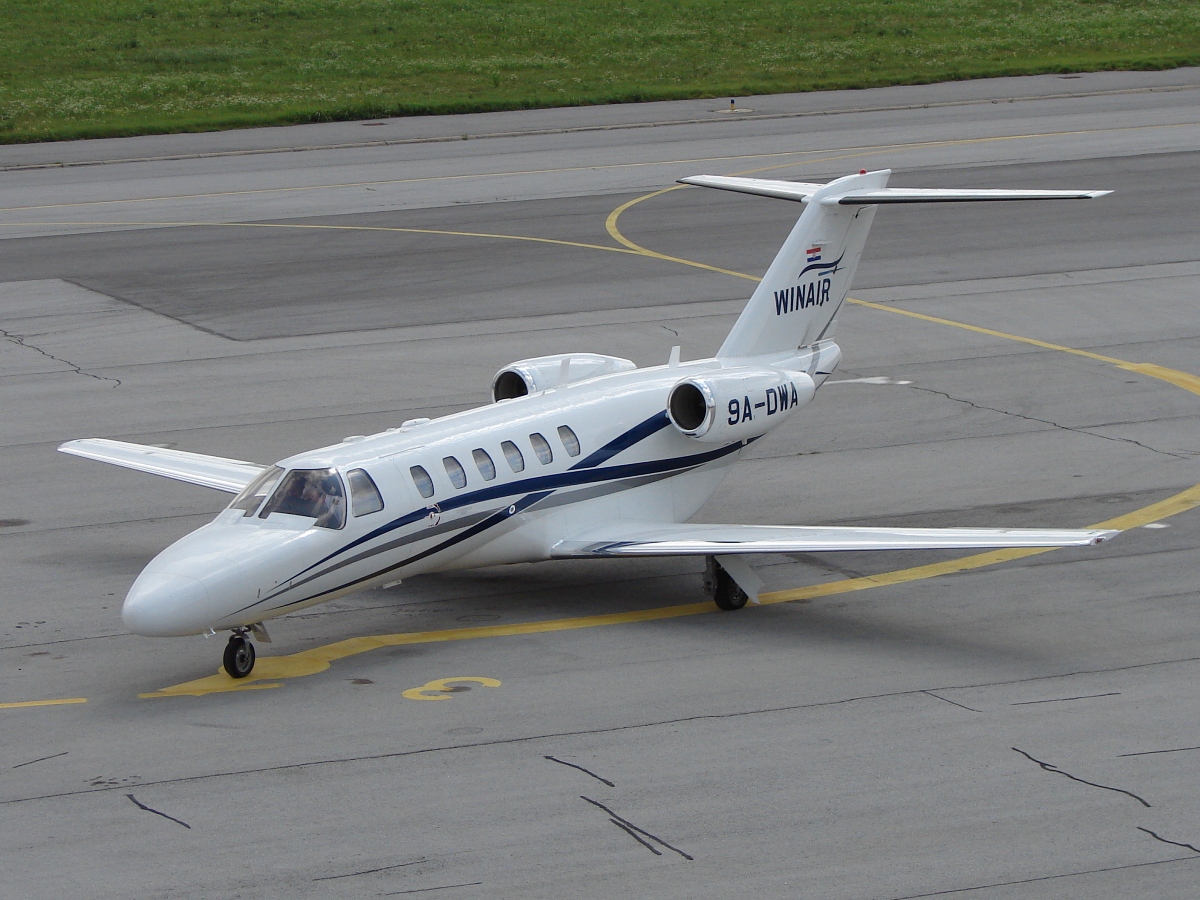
[347,468,385,517]
[529,432,553,465]
[258,468,346,529]
[228,466,284,517]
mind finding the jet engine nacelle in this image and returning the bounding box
[667,366,815,443]
[493,353,637,401]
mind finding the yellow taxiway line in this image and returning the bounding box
[0,697,88,709]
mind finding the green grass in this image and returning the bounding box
[1,0,1198,143]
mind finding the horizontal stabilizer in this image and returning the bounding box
[59,438,265,493]
[552,523,1118,557]
[833,187,1112,205]
[678,175,826,203]
[678,175,1110,205]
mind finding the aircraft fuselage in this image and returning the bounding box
[121,351,815,637]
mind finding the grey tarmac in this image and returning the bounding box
[2,69,1200,898]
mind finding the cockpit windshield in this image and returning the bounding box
[257,468,346,530]
[228,466,284,517]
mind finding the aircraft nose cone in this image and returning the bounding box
[123,573,213,637]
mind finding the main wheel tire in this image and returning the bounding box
[223,634,256,678]
[712,567,749,611]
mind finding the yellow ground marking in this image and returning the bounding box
[133,134,1200,700]
[0,697,87,709]
[141,605,714,697]
[605,188,758,282]
[402,676,502,701]
[0,220,648,258]
[4,121,1192,215]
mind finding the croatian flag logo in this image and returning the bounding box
[806,246,822,262]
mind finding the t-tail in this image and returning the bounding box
[679,171,1110,360]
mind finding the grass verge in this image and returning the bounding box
[1,0,1198,143]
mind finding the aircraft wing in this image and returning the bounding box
[551,523,1118,557]
[59,438,265,493]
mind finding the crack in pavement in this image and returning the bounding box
[8,655,1200,807]
[11,751,68,769]
[544,755,615,787]
[580,796,693,860]
[1137,826,1200,854]
[907,384,1192,459]
[1120,744,1200,758]
[921,690,980,712]
[1,329,120,386]
[886,855,1199,899]
[380,882,482,896]
[312,858,427,881]
[610,818,662,855]
[1012,747,1152,807]
[125,793,190,829]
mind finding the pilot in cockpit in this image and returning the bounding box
[305,473,345,529]
[260,468,346,529]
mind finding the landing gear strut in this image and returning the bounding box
[705,556,749,611]
[223,630,256,678]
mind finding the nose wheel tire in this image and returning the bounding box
[223,634,256,678]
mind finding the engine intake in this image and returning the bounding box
[667,366,815,442]
[492,353,636,401]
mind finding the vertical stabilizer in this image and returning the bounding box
[705,169,888,359]
[679,170,1109,360]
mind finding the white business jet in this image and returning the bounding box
[61,169,1117,678]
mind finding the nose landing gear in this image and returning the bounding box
[223,630,256,678]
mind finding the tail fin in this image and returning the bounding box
[679,171,1110,360]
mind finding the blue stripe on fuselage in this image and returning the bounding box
[250,430,750,616]
[297,410,673,578]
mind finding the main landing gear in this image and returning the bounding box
[705,556,749,611]
[223,629,256,678]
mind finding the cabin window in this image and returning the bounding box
[557,425,581,458]
[501,440,524,473]
[228,466,284,517]
[410,465,435,499]
[530,432,553,465]
[472,448,497,481]
[258,468,346,530]
[443,456,468,490]
[347,468,385,517]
